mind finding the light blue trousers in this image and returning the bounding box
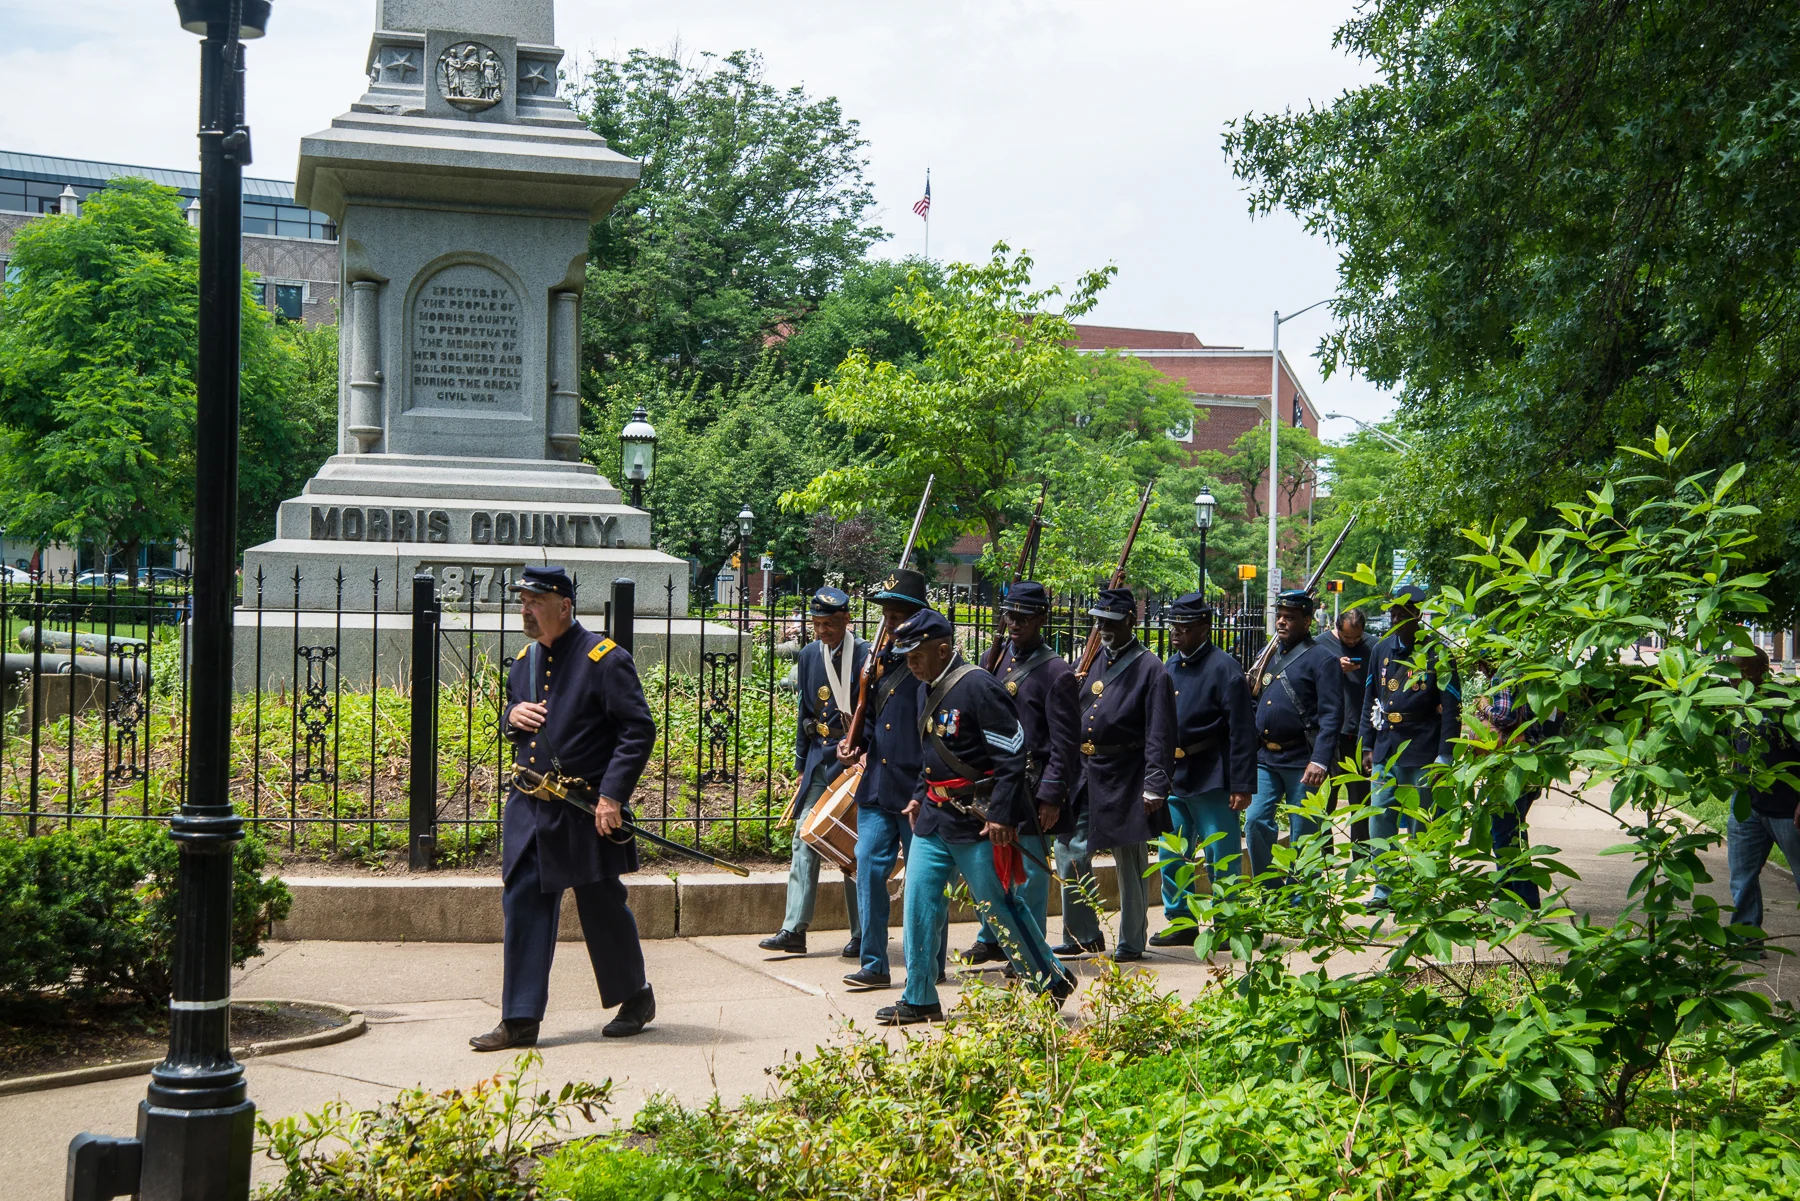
[900,832,1066,1008]
[1161,789,1241,917]
[781,776,859,935]
[1370,762,1434,902]
[973,832,1052,947]
[1246,764,1318,878]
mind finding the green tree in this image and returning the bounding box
[0,178,297,572]
[785,243,1117,556]
[239,318,340,550]
[577,48,884,388]
[775,257,941,388]
[1225,0,1800,616]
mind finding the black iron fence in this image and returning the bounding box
[0,572,1266,864]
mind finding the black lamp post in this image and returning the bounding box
[619,405,657,511]
[736,504,754,616]
[66,3,268,1199]
[1193,489,1216,595]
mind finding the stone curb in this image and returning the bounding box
[272,862,1122,942]
[0,1000,365,1097]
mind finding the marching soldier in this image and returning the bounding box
[1358,583,1461,907]
[759,587,868,958]
[877,610,1074,1025]
[1316,607,1374,853]
[1150,592,1256,946]
[471,566,657,1052]
[1245,589,1343,879]
[1054,587,1175,963]
[960,581,1080,966]
[841,568,935,992]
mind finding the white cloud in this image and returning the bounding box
[0,0,1394,435]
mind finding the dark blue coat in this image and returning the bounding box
[1166,641,1257,797]
[1253,635,1343,771]
[1359,631,1461,768]
[988,638,1080,835]
[793,633,871,795]
[501,621,656,891]
[1316,630,1373,743]
[1074,639,1176,852]
[854,649,924,814]
[910,658,1031,843]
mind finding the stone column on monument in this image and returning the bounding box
[347,279,384,452]
[548,290,580,461]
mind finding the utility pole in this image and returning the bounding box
[1267,298,1333,635]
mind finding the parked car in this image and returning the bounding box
[145,567,190,584]
[0,565,31,585]
[74,570,131,587]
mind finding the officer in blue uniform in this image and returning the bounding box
[1055,587,1176,963]
[1246,589,1343,879]
[1150,592,1256,946]
[961,581,1080,966]
[842,568,934,992]
[876,610,1074,1025]
[759,587,869,958]
[471,566,658,1052]
[1358,583,1461,906]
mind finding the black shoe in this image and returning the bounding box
[759,929,807,955]
[1148,926,1198,947]
[1050,935,1105,959]
[470,1018,539,1052]
[1044,970,1077,1005]
[842,968,891,991]
[602,985,656,1038]
[876,1000,944,1026]
[1111,948,1145,963]
[841,937,862,959]
[937,971,948,985]
[958,941,1006,966]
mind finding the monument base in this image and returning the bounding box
[240,454,689,613]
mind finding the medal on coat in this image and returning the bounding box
[817,685,830,701]
[1091,680,1104,696]
[1387,676,1401,691]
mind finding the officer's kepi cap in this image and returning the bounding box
[1386,582,1429,608]
[1166,591,1214,622]
[890,608,954,653]
[999,581,1051,614]
[1088,586,1136,621]
[810,586,851,616]
[509,565,574,599]
[1274,588,1316,614]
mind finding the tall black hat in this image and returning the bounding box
[870,568,928,608]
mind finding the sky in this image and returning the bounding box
[0,0,1393,439]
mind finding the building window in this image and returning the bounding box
[273,283,304,321]
[0,177,25,212]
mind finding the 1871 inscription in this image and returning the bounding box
[410,263,524,408]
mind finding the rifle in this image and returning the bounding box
[1245,511,1360,697]
[981,483,1049,672]
[1073,481,1156,682]
[840,475,935,755]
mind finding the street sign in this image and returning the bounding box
[1237,564,1257,580]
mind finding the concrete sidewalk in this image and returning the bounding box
[7,788,1800,1198]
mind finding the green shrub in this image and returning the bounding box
[538,1145,711,1201]
[256,1051,610,1201]
[0,823,290,1008]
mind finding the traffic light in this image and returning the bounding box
[1237,564,1257,581]
[1325,579,1344,594]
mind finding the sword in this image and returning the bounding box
[513,765,752,877]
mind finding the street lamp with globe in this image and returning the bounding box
[619,405,657,511]
[1193,489,1216,595]
[736,504,754,616]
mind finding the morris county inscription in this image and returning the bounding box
[309,506,620,547]
[410,263,524,409]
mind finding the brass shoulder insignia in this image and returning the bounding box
[589,638,617,663]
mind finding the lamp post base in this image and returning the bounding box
[136,1096,256,1201]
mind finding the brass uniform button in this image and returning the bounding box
[1173,748,1186,759]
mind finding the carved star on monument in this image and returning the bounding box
[382,48,419,82]
[520,62,554,95]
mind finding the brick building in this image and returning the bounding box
[0,150,338,326]
[1071,324,1319,516]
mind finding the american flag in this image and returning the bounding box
[912,175,931,219]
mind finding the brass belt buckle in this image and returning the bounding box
[1080,740,1096,756]
[1264,740,1283,751]
[1173,747,1186,759]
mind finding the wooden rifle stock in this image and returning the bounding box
[1246,511,1361,695]
[842,475,934,754]
[981,484,1049,672]
[1074,481,1156,682]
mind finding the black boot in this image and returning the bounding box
[758,928,807,955]
[841,936,862,959]
[875,1000,944,1026]
[958,941,1006,966]
[1050,934,1106,959]
[603,985,656,1038]
[1148,925,1199,948]
[470,1018,539,1052]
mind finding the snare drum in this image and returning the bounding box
[798,765,861,872]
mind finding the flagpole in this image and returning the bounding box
[924,166,930,259]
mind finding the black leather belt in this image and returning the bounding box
[1080,740,1145,756]
[1173,735,1219,761]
